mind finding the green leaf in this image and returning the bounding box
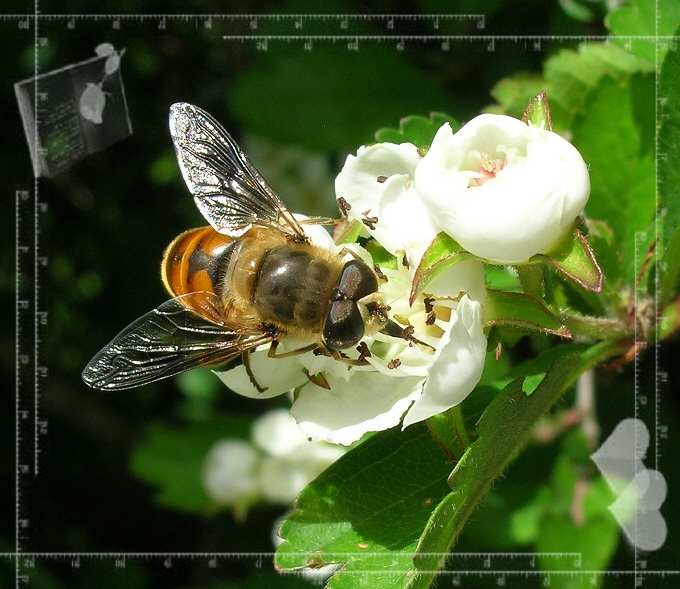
[275,423,453,588]
[572,74,656,286]
[543,43,654,127]
[488,72,548,121]
[129,415,251,513]
[536,432,619,586]
[491,43,654,134]
[659,27,680,246]
[540,227,603,292]
[409,233,475,305]
[374,112,459,147]
[660,226,680,304]
[559,0,597,22]
[659,293,680,340]
[484,289,572,339]
[607,0,680,64]
[230,49,452,152]
[412,344,610,584]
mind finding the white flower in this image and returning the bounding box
[253,410,345,504]
[202,409,346,511]
[215,222,488,445]
[335,142,439,271]
[414,115,590,264]
[202,439,260,510]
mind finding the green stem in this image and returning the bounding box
[562,314,632,342]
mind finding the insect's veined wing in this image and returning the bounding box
[169,102,305,239]
[81,293,274,390]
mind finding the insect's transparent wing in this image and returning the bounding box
[82,294,273,390]
[169,102,305,238]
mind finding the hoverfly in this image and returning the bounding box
[82,103,412,391]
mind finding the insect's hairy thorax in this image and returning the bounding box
[228,227,342,334]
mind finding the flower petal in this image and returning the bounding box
[290,370,424,445]
[214,349,308,399]
[402,295,486,427]
[425,258,487,303]
[252,408,309,456]
[336,142,437,268]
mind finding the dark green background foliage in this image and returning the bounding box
[1,0,679,587]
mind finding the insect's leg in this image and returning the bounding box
[268,341,371,366]
[336,247,364,262]
[267,341,323,359]
[243,349,268,393]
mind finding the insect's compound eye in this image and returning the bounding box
[336,260,378,302]
[323,300,365,350]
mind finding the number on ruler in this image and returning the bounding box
[67,18,75,29]
[112,19,120,29]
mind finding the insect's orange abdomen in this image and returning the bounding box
[162,227,234,298]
